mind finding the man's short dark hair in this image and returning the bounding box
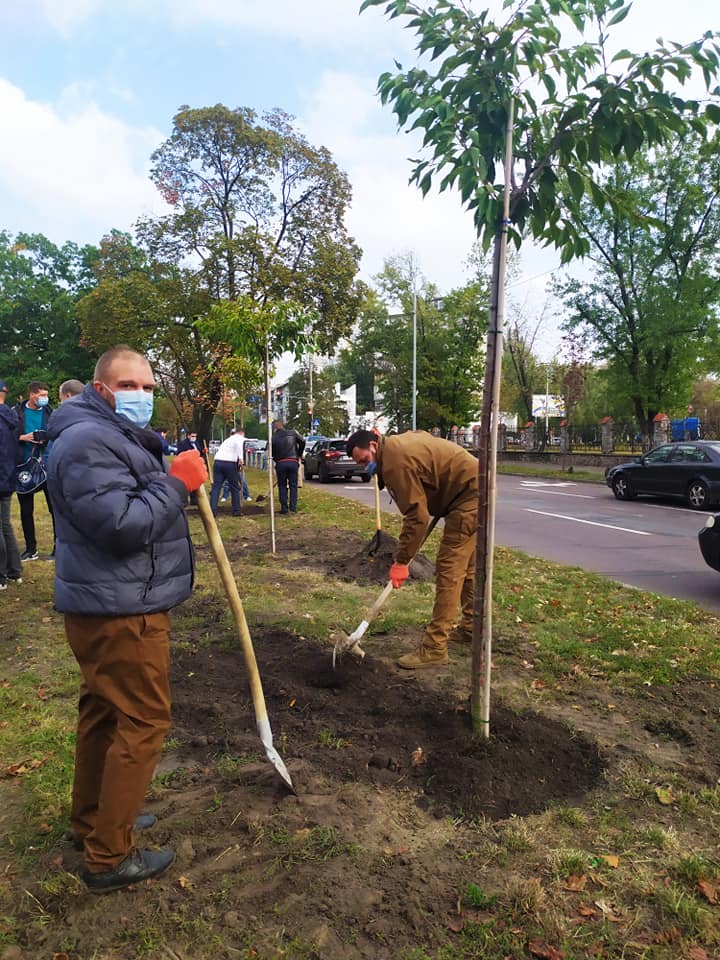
[346,430,378,458]
[27,380,49,395]
[94,345,144,383]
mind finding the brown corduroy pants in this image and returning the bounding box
[422,503,477,653]
[64,612,172,872]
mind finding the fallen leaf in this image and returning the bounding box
[530,679,546,690]
[600,854,619,869]
[606,703,616,711]
[289,699,296,708]
[41,616,53,623]
[685,947,710,960]
[578,904,597,917]
[655,786,676,806]
[696,879,717,904]
[38,822,52,834]
[52,954,70,960]
[411,747,426,767]
[563,874,587,892]
[178,875,193,890]
[594,900,623,922]
[653,927,682,945]
[446,916,464,933]
[36,688,48,701]
[528,938,564,959]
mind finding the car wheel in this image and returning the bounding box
[612,475,635,500]
[345,473,354,481]
[319,463,330,483]
[304,464,313,481]
[687,480,709,509]
[361,473,371,483]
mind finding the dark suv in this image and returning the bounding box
[304,438,371,483]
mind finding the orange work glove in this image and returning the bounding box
[389,562,410,589]
[169,449,208,492]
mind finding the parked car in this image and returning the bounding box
[243,438,268,455]
[699,513,720,571]
[302,434,326,459]
[605,441,720,509]
[304,438,371,483]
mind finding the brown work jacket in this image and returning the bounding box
[376,431,478,565]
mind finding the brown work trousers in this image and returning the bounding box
[423,502,477,653]
[65,611,172,872]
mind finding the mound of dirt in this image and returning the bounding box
[336,530,435,584]
[170,629,604,820]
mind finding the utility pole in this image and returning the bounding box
[545,369,550,439]
[308,355,314,434]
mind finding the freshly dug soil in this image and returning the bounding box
[336,531,435,584]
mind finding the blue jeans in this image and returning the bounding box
[0,494,22,582]
[275,460,299,512]
[222,474,249,499]
[210,461,241,515]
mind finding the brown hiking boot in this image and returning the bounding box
[448,625,472,644]
[396,647,449,670]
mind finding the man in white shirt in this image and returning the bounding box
[209,431,246,516]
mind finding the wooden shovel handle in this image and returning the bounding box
[195,484,268,723]
[374,474,381,531]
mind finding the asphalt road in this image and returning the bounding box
[306,473,720,613]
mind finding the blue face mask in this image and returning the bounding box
[36,396,49,408]
[366,460,378,477]
[113,390,154,429]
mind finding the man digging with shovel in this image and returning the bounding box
[346,429,478,669]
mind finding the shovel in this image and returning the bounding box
[333,515,441,669]
[195,484,294,792]
[367,474,382,556]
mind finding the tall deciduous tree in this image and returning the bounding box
[284,366,349,437]
[557,134,720,441]
[140,104,364,352]
[0,231,96,397]
[362,0,720,733]
[76,231,225,438]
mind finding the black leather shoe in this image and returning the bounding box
[71,813,158,850]
[83,847,175,893]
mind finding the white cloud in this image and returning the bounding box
[0,77,166,243]
[165,0,404,50]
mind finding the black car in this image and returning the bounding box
[304,438,371,483]
[606,441,720,509]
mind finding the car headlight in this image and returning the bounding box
[705,515,716,528]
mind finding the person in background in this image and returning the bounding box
[155,429,171,456]
[47,344,208,893]
[347,429,478,670]
[0,380,22,590]
[220,429,251,502]
[59,379,84,402]
[209,430,246,516]
[14,380,55,561]
[271,420,305,515]
[176,431,207,505]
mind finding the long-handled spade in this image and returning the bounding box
[333,515,441,669]
[195,484,294,792]
[367,474,382,557]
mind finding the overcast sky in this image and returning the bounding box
[1,0,717,377]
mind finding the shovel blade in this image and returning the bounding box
[367,529,382,557]
[257,717,294,792]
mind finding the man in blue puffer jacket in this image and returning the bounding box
[47,345,208,893]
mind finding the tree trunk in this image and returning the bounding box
[471,98,514,740]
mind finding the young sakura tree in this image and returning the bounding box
[361,0,720,735]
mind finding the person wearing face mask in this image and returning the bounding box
[176,430,208,506]
[14,380,55,561]
[46,345,208,894]
[346,429,478,670]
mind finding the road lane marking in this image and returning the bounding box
[523,489,597,500]
[519,480,577,487]
[525,508,651,536]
